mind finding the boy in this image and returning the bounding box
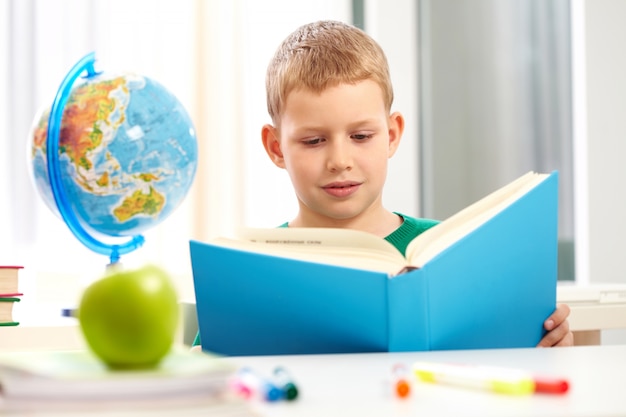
[260,20,572,348]
[193,20,572,350]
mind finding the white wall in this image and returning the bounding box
[364,0,420,218]
[585,0,626,286]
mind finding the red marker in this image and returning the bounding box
[534,376,570,394]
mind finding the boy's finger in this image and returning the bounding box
[545,303,570,329]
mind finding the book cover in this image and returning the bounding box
[190,171,558,356]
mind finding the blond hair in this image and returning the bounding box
[265,20,394,124]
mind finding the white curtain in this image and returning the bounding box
[0,0,351,308]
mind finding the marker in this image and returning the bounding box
[413,362,536,395]
[273,367,299,400]
[229,377,253,399]
[392,363,411,398]
[533,376,570,394]
[236,367,283,402]
[61,307,77,318]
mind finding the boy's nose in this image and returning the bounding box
[326,141,353,172]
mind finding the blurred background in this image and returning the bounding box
[0,0,624,314]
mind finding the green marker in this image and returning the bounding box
[273,366,299,400]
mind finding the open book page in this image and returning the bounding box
[211,171,549,275]
[216,227,408,274]
[406,171,548,267]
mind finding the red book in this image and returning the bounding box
[0,266,23,296]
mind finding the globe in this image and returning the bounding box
[28,53,198,264]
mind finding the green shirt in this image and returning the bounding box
[192,213,440,346]
[277,213,439,256]
[385,212,440,256]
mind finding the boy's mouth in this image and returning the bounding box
[321,181,362,198]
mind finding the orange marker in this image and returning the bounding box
[392,363,411,398]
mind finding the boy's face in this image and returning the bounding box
[262,80,403,226]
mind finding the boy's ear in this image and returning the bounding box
[387,111,405,158]
[261,124,286,168]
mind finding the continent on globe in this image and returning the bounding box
[113,187,165,222]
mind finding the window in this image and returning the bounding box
[418,0,575,281]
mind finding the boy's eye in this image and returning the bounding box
[303,137,324,145]
[351,133,374,141]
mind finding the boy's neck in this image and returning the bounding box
[289,209,402,238]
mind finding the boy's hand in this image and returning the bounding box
[537,303,574,347]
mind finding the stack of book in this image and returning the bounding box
[0,348,253,415]
[0,266,23,327]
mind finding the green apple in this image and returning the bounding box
[78,264,179,369]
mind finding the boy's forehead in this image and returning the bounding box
[278,81,389,127]
[283,80,386,107]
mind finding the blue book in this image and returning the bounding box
[190,171,558,356]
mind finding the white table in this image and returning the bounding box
[224,344,626,417]
[1,343,624,416]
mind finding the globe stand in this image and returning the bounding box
[46,52,145,265]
